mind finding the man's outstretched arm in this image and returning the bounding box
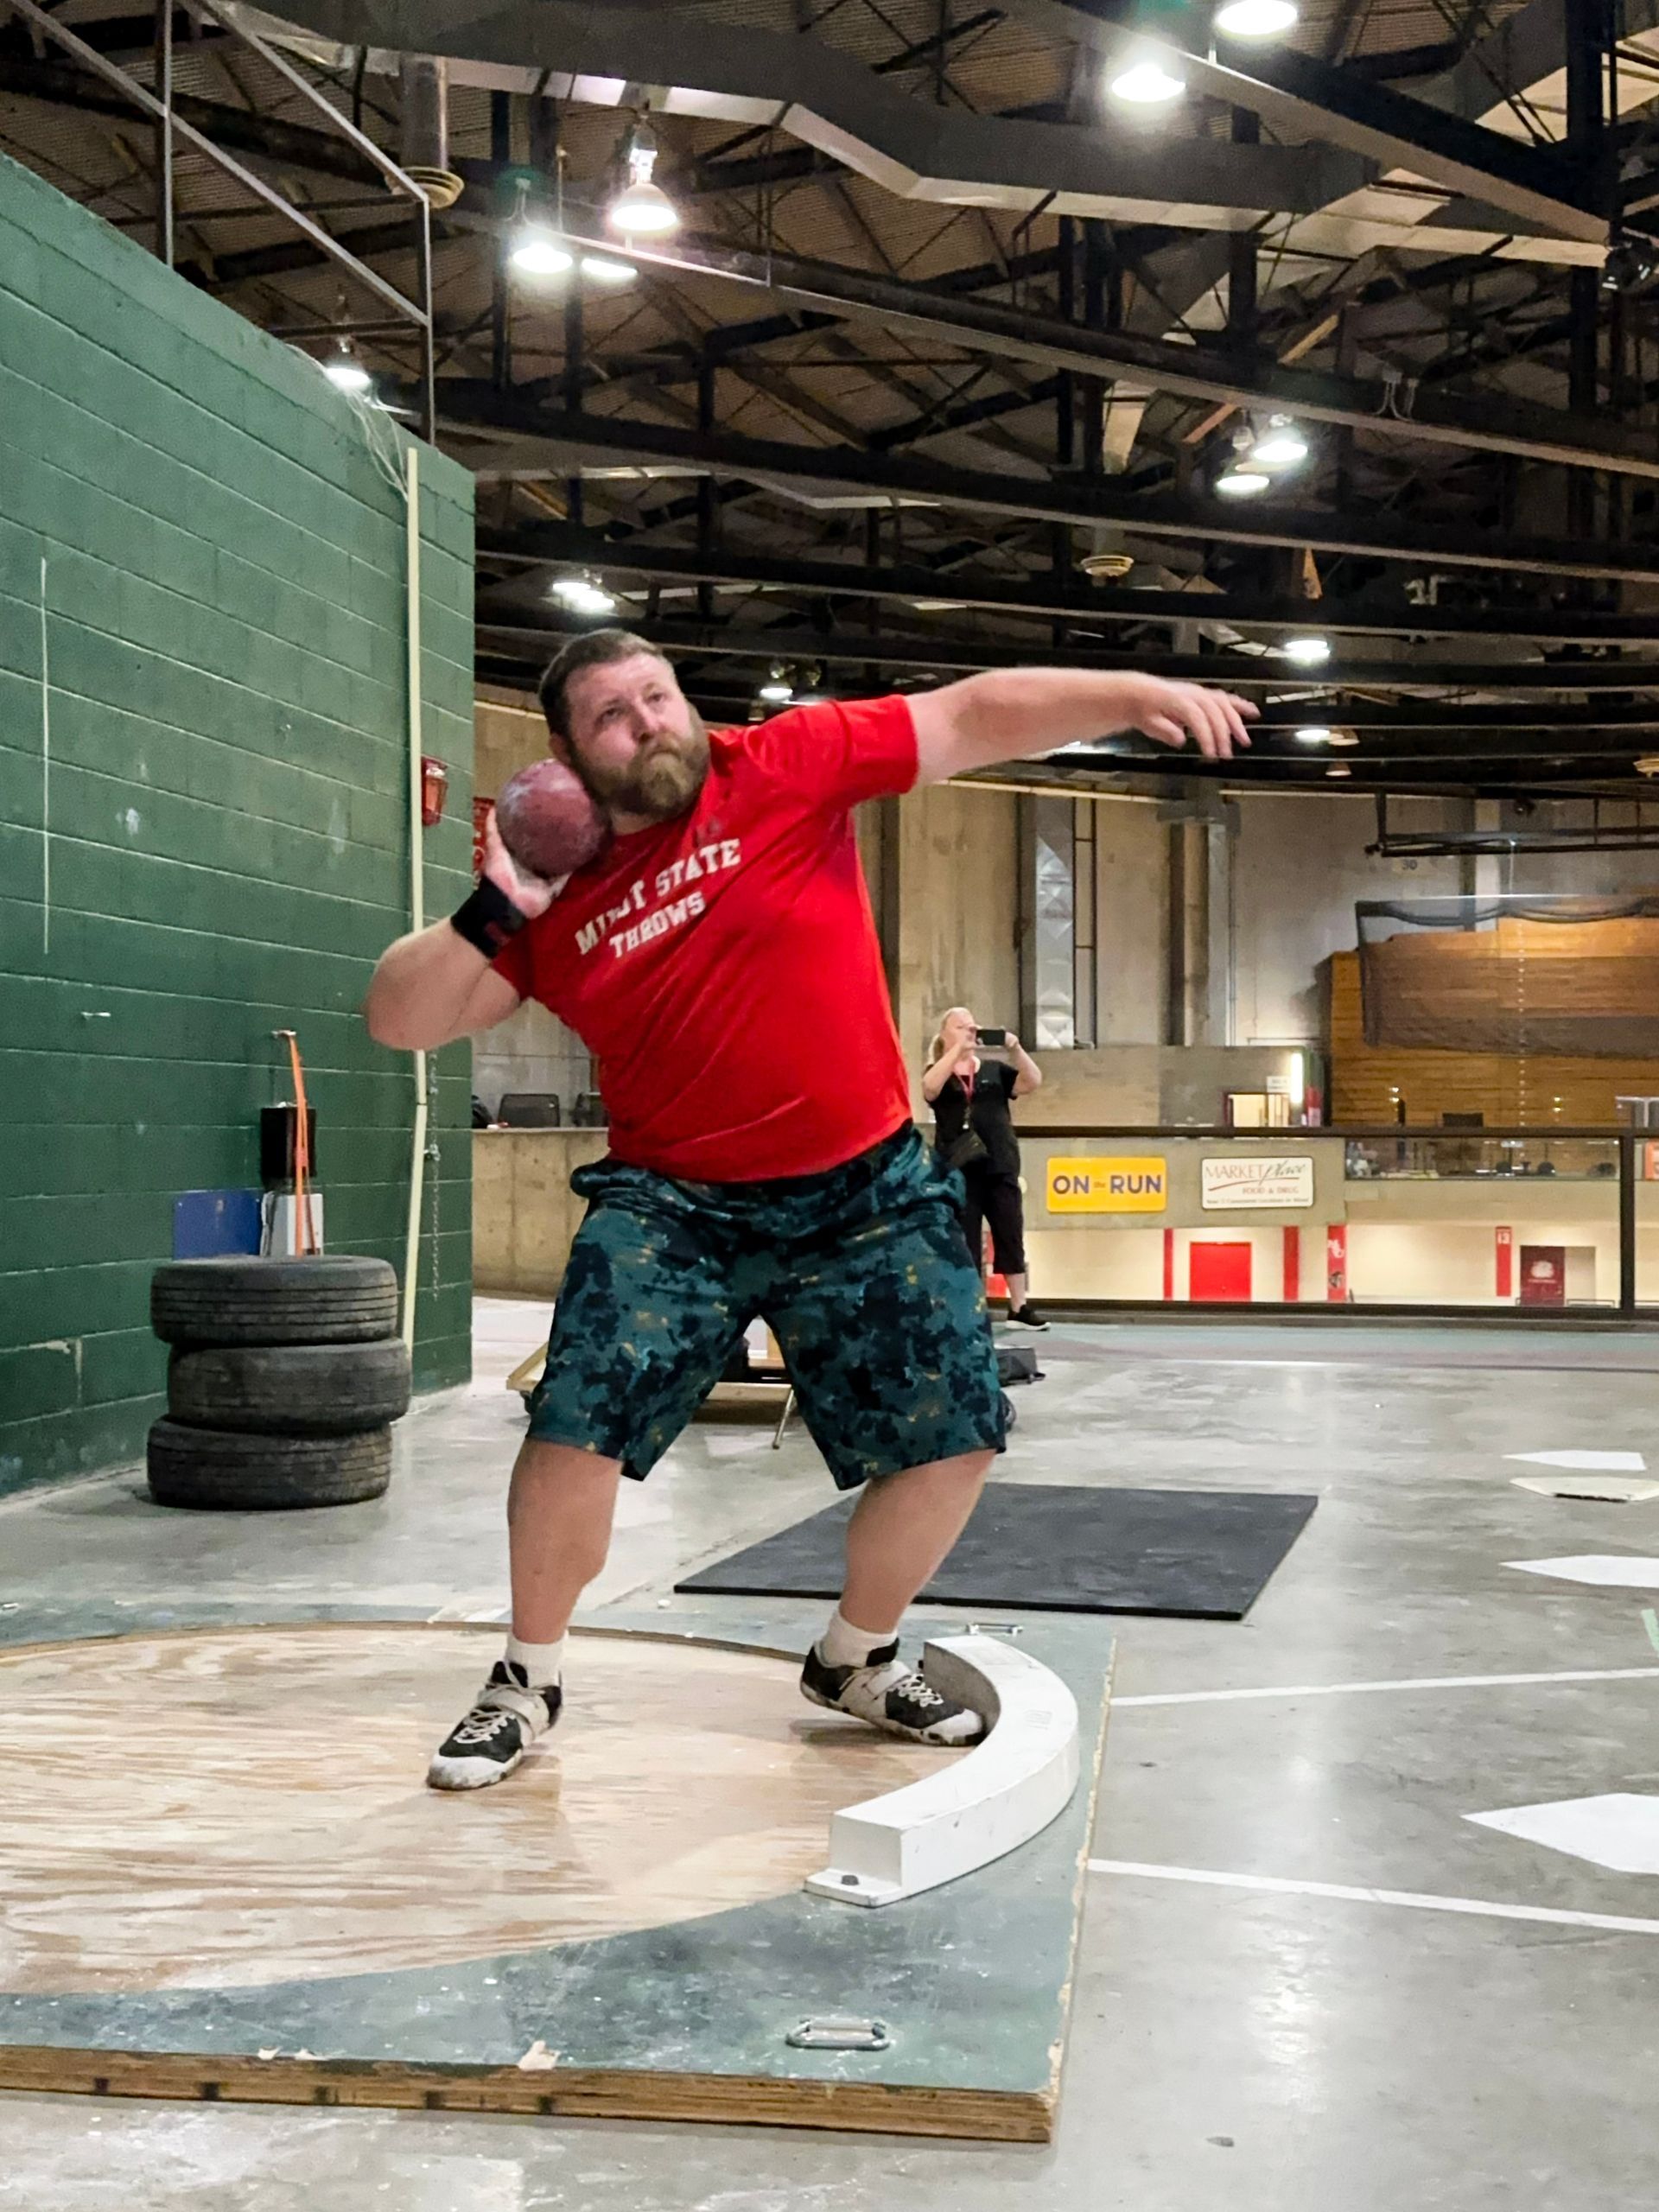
[908,669,1255,786]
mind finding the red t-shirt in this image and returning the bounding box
[492,694,918,1181]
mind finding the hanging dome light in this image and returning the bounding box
[1216,463,1272,497]
[1282,634,1332,665]
[581,254,638,287]
[510,229,575,278]
[1251,416,1310,470]
[1109,52,1186,104]
[1215,0,1299,35]
[608,123,680,235]
[322,341,372,395]
[550,575,617,617]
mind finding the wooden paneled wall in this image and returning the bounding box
[1325,951,1659,1126]
[1357,915,1659,1058]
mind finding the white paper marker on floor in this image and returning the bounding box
[1466,1794,1659,1875]
[1504,1555,1659,1588]
[1506,1451,1648,1472]
[1511,1476,1659,1504]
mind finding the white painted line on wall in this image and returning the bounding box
[1087,1858,1659,1936]
[1115,1665,1659,1709]
[38,553,50,957]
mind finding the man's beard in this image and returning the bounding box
[572,709,710,822]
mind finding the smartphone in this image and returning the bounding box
[975,1027,1008,1048]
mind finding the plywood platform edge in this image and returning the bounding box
[0,2045,1056,2143]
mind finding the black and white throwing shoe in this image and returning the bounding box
[1006,1303,1050,1332]
[800,1640,987,1746]
[426,1660,563,1791]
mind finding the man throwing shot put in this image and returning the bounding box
[365,632,1253,1789]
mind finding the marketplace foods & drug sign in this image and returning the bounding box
[1199,1156,1315,1211]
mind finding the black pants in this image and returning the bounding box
[959,1163,1027,1278]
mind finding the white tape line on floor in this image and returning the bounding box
[1115,1665,1659,1709]
[1087,1859,1659,1936]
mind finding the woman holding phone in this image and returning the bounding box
[923,1007,1046,1331]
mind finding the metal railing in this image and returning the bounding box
[6,0,435,436]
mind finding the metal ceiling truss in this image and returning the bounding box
[474,524,1659,650]
[4,0,1655,799]
[1013,0,1604,241]
[438,399,1659,585]
[220,0,1614,264]
[468,222,1652,479]
[474,613,1659,697]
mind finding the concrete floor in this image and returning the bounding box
[4,1299,1659,2208]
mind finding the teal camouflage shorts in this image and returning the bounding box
[527,1125,1006,1490]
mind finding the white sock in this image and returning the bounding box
[819,1608,898,1670]
[504,1632,565,1688]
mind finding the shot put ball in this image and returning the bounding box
[495,759,610,880]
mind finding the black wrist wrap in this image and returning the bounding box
[450,877,531,957]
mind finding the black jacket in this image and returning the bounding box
[931,1058,1021,1175]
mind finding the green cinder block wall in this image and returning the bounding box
[0,153,476,1498]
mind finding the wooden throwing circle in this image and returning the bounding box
[0,1624,957,1993]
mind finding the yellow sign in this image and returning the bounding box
[1046,1156,1168,1214]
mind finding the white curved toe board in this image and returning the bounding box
[805,1635,1081,1909]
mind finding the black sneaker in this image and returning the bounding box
[1006,1303,1049,1332]
[426,1660,563,1791]
[800,1640,987,1746]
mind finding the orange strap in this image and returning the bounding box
[283,1033,315,1255]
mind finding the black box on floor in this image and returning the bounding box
[996,1345,1041,1385]
[260,1104,317,1186]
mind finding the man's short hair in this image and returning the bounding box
[537,629,667,740]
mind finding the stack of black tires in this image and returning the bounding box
[147,1255,410,1510]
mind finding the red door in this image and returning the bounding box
[1190,1241,1253,1302]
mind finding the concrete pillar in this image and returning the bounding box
[1164,803,1234,1047]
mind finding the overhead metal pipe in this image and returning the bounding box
[398,54,462,209]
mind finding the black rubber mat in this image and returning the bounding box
[676,1481,1317,1620]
